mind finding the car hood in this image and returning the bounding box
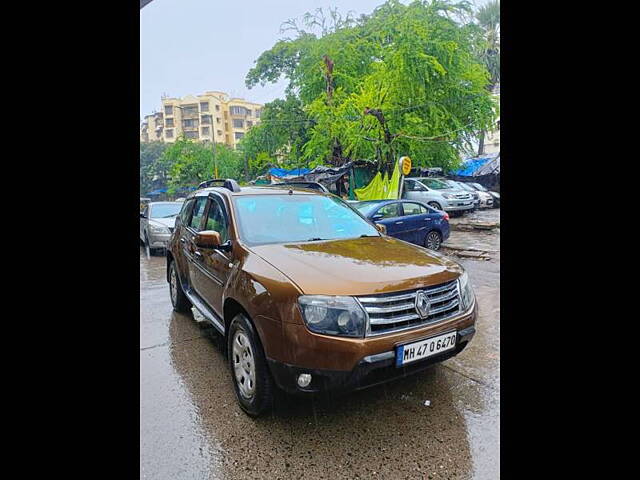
[148,217,176,228]
[250,236,463,296]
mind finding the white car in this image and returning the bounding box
[451,181,494,208]
[402,177,475,213]
[140,201,183,255]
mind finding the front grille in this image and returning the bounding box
[454,193,471,199]
[358,280,460,336]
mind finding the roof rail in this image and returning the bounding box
[197,178,241,192]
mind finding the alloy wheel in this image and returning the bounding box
[426,231,442,250]
[232,331,256,399]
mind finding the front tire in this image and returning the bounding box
[227,313,274,417]
[169,260,191,313]
[425,230,442,250]
[427,201,442,211]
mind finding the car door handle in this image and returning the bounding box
[395,221,404,224]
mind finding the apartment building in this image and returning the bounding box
[140,91,263,148]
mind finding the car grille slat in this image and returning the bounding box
[358,280,461,336]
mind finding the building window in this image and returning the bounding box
[215,104,220,111]
[217,130,223,136]
[216,117,221,123]
[234,132,244,140]
[166,118,174,128]
[247,120,253,128]
[183,118,198,128]
[255,109,261,118]
[202,127,210,136]
[201,115,211,125]
[233,119,244,128]
[165,105,173,115]
[182,104,198,116]
[185,131,198,139]
[166,129,174,138]
[230,106,246,116]
[200,102,209,112]
[246,109,252,116]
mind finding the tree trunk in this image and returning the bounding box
[477,130,485,156]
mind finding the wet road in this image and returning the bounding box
[140,214,500,479]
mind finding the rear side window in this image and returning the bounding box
[403,203,426,215]
[189,197,207,231]
[376,203,402,219]
[180,198,195,224]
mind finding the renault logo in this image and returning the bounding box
[415,291,431,319]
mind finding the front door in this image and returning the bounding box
[373,202,408,239]
[191,195,232,317]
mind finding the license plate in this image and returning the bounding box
[396,331,457,367]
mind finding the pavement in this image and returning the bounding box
[140,208,500,479]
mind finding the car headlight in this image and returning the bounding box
[442,193,453,199]
[149,223,170,234]
[298,296,367,338]
[458,271,475,311]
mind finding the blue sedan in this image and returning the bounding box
[352,199,450,250]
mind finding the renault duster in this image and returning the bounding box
[167,179,476,416]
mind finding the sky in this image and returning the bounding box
[140,0,490,120]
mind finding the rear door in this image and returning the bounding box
[400,202,432,245]
[191,195,232,316]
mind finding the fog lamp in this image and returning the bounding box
[297,373,312,388]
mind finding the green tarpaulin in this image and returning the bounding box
[354,163,401,201]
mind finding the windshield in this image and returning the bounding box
[457,182,475,192]
[472,183,488,192]
[418,178,450,190]
[150,203,182,218]
[233,195,379,245]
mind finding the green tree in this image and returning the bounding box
[238,95,312,170]
[246,0,497,172]
[140,141,168,194]
[474,0,500,155]
[163,137,243,193]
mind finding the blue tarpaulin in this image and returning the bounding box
[269,167,311,178]
[452,154,498,176]
[147,188,168,195]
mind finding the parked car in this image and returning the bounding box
[439,179,480,210]
[140,197,151,212]
[140,201,183,255]
[468,182,500,208]
[449,180,493,208]
[402,177,475,214]
[167,180,476,416]
[352,199,449,250]
[266,181,330,193]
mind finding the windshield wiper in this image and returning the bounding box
[161,213,179,218]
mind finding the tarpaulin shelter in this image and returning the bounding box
[447,153,500,192]
[269,167,311,182]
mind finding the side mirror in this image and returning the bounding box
[375,223,387,234]
[372,214,383,221]
[195,230,222,249]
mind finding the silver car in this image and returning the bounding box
[449,180,494,208]
[140,201,183,254]
[402,177,475,213]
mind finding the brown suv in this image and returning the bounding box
[167,179,477,416]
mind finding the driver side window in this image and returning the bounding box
[376,203,402,219]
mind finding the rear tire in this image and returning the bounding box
[425,230,442,250]
[227,313,274,417]
[169,260,191,313]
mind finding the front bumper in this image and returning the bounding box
[147,232,171,249]
[442,199,475,212]
[268,325,476,395]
